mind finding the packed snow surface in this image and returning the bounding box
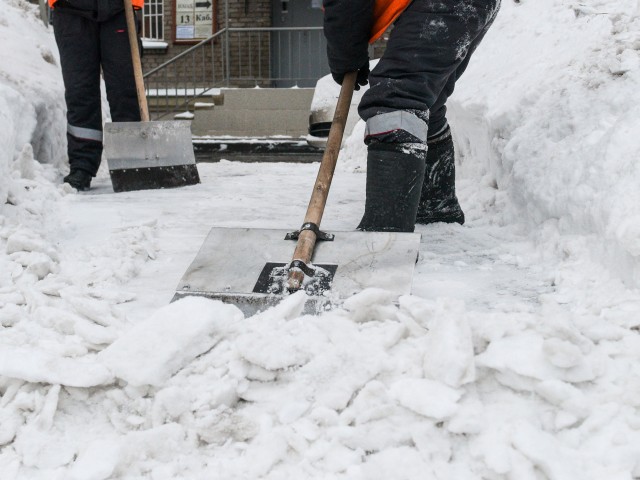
[2,0,640,478]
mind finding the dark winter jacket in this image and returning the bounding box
[323,0,375,76]
[323,0,412,76]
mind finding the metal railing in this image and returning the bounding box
[143,27,329,120]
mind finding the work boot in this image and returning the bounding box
[357,143,426,232]
[63,169,92,191]
[416,126,465,225]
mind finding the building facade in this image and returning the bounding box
[141,0,324,87]
[140,0,388,87]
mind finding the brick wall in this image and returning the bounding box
[142,0,271,87]
[226,0,271,87]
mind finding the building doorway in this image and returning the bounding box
[270,0,329,87]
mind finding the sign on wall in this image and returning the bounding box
[174,0,215,43]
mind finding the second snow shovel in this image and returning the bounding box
[173,72,421,315]
[103,0,200,193]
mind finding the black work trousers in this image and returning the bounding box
[53,8,140,176]
[359,0,500,140]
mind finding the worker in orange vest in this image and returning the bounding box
[49,0,144,191]
[324,0,501,231]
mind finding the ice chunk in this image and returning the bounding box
[69,439,121,480]
[99,297,241,386]
[5,228,58,261]
[0,345,113,387]
[342,288,399,323]
[423,306,475,387]
[535,379,590,419]
[390,378,462,420]
[512,421,588,480]
[476,332,599,383]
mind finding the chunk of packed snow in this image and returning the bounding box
[0,346,113,387]
[99,297,242,386]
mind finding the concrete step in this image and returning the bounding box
[191,88,314,137]
[146,91,223,120]
[193,137,323,163]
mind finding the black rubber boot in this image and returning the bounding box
[416,127,465,225]
[357,143,427,232]
[63,169,92,191]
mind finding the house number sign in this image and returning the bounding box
[175,0,214,41]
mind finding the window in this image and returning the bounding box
[143,0,164,40]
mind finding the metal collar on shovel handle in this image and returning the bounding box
[287,72,357,291]
[124,0,150,122]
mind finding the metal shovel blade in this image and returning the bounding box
[104,120,200,193]
[173,227,421,316]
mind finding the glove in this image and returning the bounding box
[323,0,373,90]
[331,61,370,91]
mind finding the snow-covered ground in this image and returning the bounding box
[2,0,640,478]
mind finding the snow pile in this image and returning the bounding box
[4,265,640,478]
[448,0,640,284]
[0,0,66,204]
[0,1,67,325]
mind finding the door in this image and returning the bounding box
[271,0,330,87]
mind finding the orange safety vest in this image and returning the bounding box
[48,0,144,8]
[370,0,412,43]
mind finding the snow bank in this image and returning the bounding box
[449,0,640,285]
[0,0,66,204]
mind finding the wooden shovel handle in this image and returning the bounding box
[123,0,150,122]
[287,71,357,291]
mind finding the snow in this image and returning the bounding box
[99,297,241,387]
[172,111,194,120]
[142,39,168,50]
[448,0,640,287]
[2,0,640,478]
[0,0,65,205]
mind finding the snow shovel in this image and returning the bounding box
[173,72,421,315]
[103,0,200,193]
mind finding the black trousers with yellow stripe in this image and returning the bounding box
[52,6,140,176]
